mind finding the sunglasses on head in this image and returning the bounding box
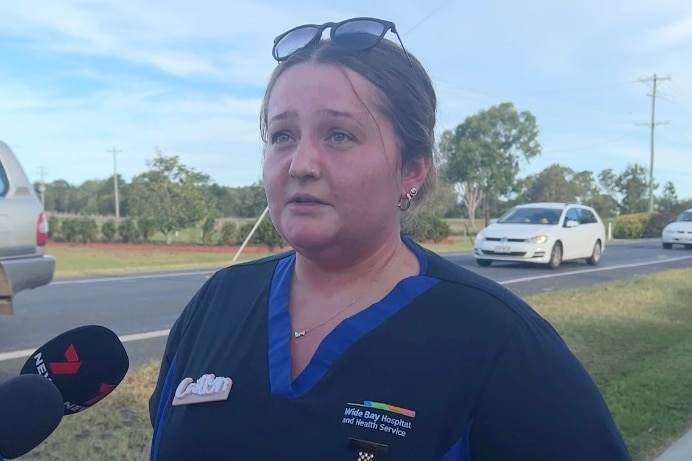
[272,17,412,65]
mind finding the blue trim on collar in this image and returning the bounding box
[267,236,438,397]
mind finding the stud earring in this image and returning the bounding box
[397,187,418,211]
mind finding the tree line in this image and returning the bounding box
[35,102,691,243]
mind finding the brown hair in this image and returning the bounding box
[260,38,438,214]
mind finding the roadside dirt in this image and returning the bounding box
[46,240,274,253]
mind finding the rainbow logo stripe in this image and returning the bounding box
[347,400,416,418]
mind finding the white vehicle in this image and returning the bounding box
[0,140,55,315]
[661,209,692,249]
[474,202,606,269]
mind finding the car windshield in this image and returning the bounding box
[676,211,692,222]
[497,207,562,225]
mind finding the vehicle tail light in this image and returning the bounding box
[37,213,49,246]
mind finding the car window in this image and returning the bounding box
[0,162,8,197]
[579,209,597,224]
[498,207,561,224]
[677,211,692,222]
[565,208,580,223]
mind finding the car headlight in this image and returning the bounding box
[525,235,548,244]
[475,232,486,242]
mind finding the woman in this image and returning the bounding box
[148,17,632,460]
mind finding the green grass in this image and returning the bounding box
[48,246,276,278]
[525,274,692,460]
[19,265,692,460]
[48,239,473,278]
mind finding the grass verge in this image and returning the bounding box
[48,239,474,278]
[19,269,692,460]
[48,246,272,278]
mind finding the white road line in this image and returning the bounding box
[50,270,216,285]
[0,329,171,363]
[499,255,692,285]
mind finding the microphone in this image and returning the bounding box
[0,374,64,459]
[19,325,130,415]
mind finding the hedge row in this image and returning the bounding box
[46,216,284,247]
[611,212,677,239]
[47,213,453,247]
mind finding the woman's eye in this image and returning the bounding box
[328,131,352,143]
[271,132,291,144]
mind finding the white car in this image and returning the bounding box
[661,209,692,249]
[474,202,606,269]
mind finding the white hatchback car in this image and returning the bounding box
[474,202,606,269]
[661,209,692,249]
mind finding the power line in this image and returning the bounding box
[635,73,670,212]
[106,147,122,219]
[402,0,455,35]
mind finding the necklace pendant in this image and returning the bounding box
[294,330,306,338]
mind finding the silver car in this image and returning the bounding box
[0,140,55,315]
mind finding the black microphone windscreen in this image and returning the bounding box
[0,374,64,459]
[20,325,130,415]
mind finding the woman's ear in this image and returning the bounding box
[402,154,431,194]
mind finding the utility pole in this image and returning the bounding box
[636,73,670,212]
[106,147,122,219]
[37,166,48,207]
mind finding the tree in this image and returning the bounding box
[426,179,458,218]
[598,169,618,198]
[128,150,215,244]
[514,164,596,204]
[658,181,678,212]
[456,181,484,228]
[615,163,652,214]
[440,102,541,225]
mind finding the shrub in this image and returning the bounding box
[403,214,451,243]
[219,222,239,246]
[76,218,99,243]
[237,218,286,250]
[101,220,118,242]
[58,217,98,243]
[642,212,677,238]
[137,217,157,242]
[200,216,217,245]
[254,218,286,250]
[48,216,62,241]
[118,218,139,243]
[612,213,650,239]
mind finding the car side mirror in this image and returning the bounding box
[565,220,579,228]
[489,218,498,224]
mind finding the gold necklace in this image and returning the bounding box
[292,243,403,339]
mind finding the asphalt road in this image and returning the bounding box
[1,240,690,383]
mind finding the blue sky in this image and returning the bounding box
[2,0,692,199]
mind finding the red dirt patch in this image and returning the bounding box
[47,240,276,253]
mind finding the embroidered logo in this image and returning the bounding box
[341,401,416,438]
[172,373,233,406]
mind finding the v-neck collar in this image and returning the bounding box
[266,236,437,397]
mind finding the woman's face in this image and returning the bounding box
[262,63,405,253]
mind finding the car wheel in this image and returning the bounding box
[476,259,492,267]
[586,241,602,266]
[548,242,562,269]
[662,242,673,249]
